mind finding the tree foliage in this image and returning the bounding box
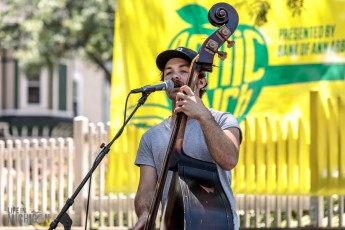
[0,0,115,82]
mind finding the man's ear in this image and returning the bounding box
[198,78,207,89]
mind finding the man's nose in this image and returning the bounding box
[171,72,181,80]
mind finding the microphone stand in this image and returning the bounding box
[48,92,151,230]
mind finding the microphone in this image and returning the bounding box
[130,80,174,93]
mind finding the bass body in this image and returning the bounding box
[161,151,234,230]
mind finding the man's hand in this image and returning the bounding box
[132,212,148,230]
[174,85,211,121]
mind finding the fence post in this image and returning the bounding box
[73,116,89,226]
[0,140,4,225]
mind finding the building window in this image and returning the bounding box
[28,86,40,103]
[27,72,40,104]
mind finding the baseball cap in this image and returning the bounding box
[156,47,198,71]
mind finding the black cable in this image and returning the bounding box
[93,92,131,164]
[123,92,131,124]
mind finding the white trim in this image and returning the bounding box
[41,68,48,109]
[73,70,83,117]
[0,109,73,117]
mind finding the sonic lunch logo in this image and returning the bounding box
[136,4,266,125]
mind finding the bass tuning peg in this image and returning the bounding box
[227,40,235,48]
[217,51,227,61]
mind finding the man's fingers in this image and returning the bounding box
[176,92,187,101]
[180,85,194,96]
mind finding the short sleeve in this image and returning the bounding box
[214,110,243,144]
[134,133,155,167]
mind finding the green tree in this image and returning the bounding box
[0,0,115,82]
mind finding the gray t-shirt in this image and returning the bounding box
[135,108,241,229]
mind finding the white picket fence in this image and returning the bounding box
[0,116,344,229]
[0,117,136,230]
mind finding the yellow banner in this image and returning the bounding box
[106,0,345,195]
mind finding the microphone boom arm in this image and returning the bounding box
[48,92,151,230]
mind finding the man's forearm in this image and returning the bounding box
[134,191,154,218]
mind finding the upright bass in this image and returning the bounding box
[144,3,239,230]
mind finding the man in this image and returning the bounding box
[133,47,242,230]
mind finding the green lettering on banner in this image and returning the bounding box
[311,41,329,54]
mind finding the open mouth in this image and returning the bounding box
[173,80,184,88]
